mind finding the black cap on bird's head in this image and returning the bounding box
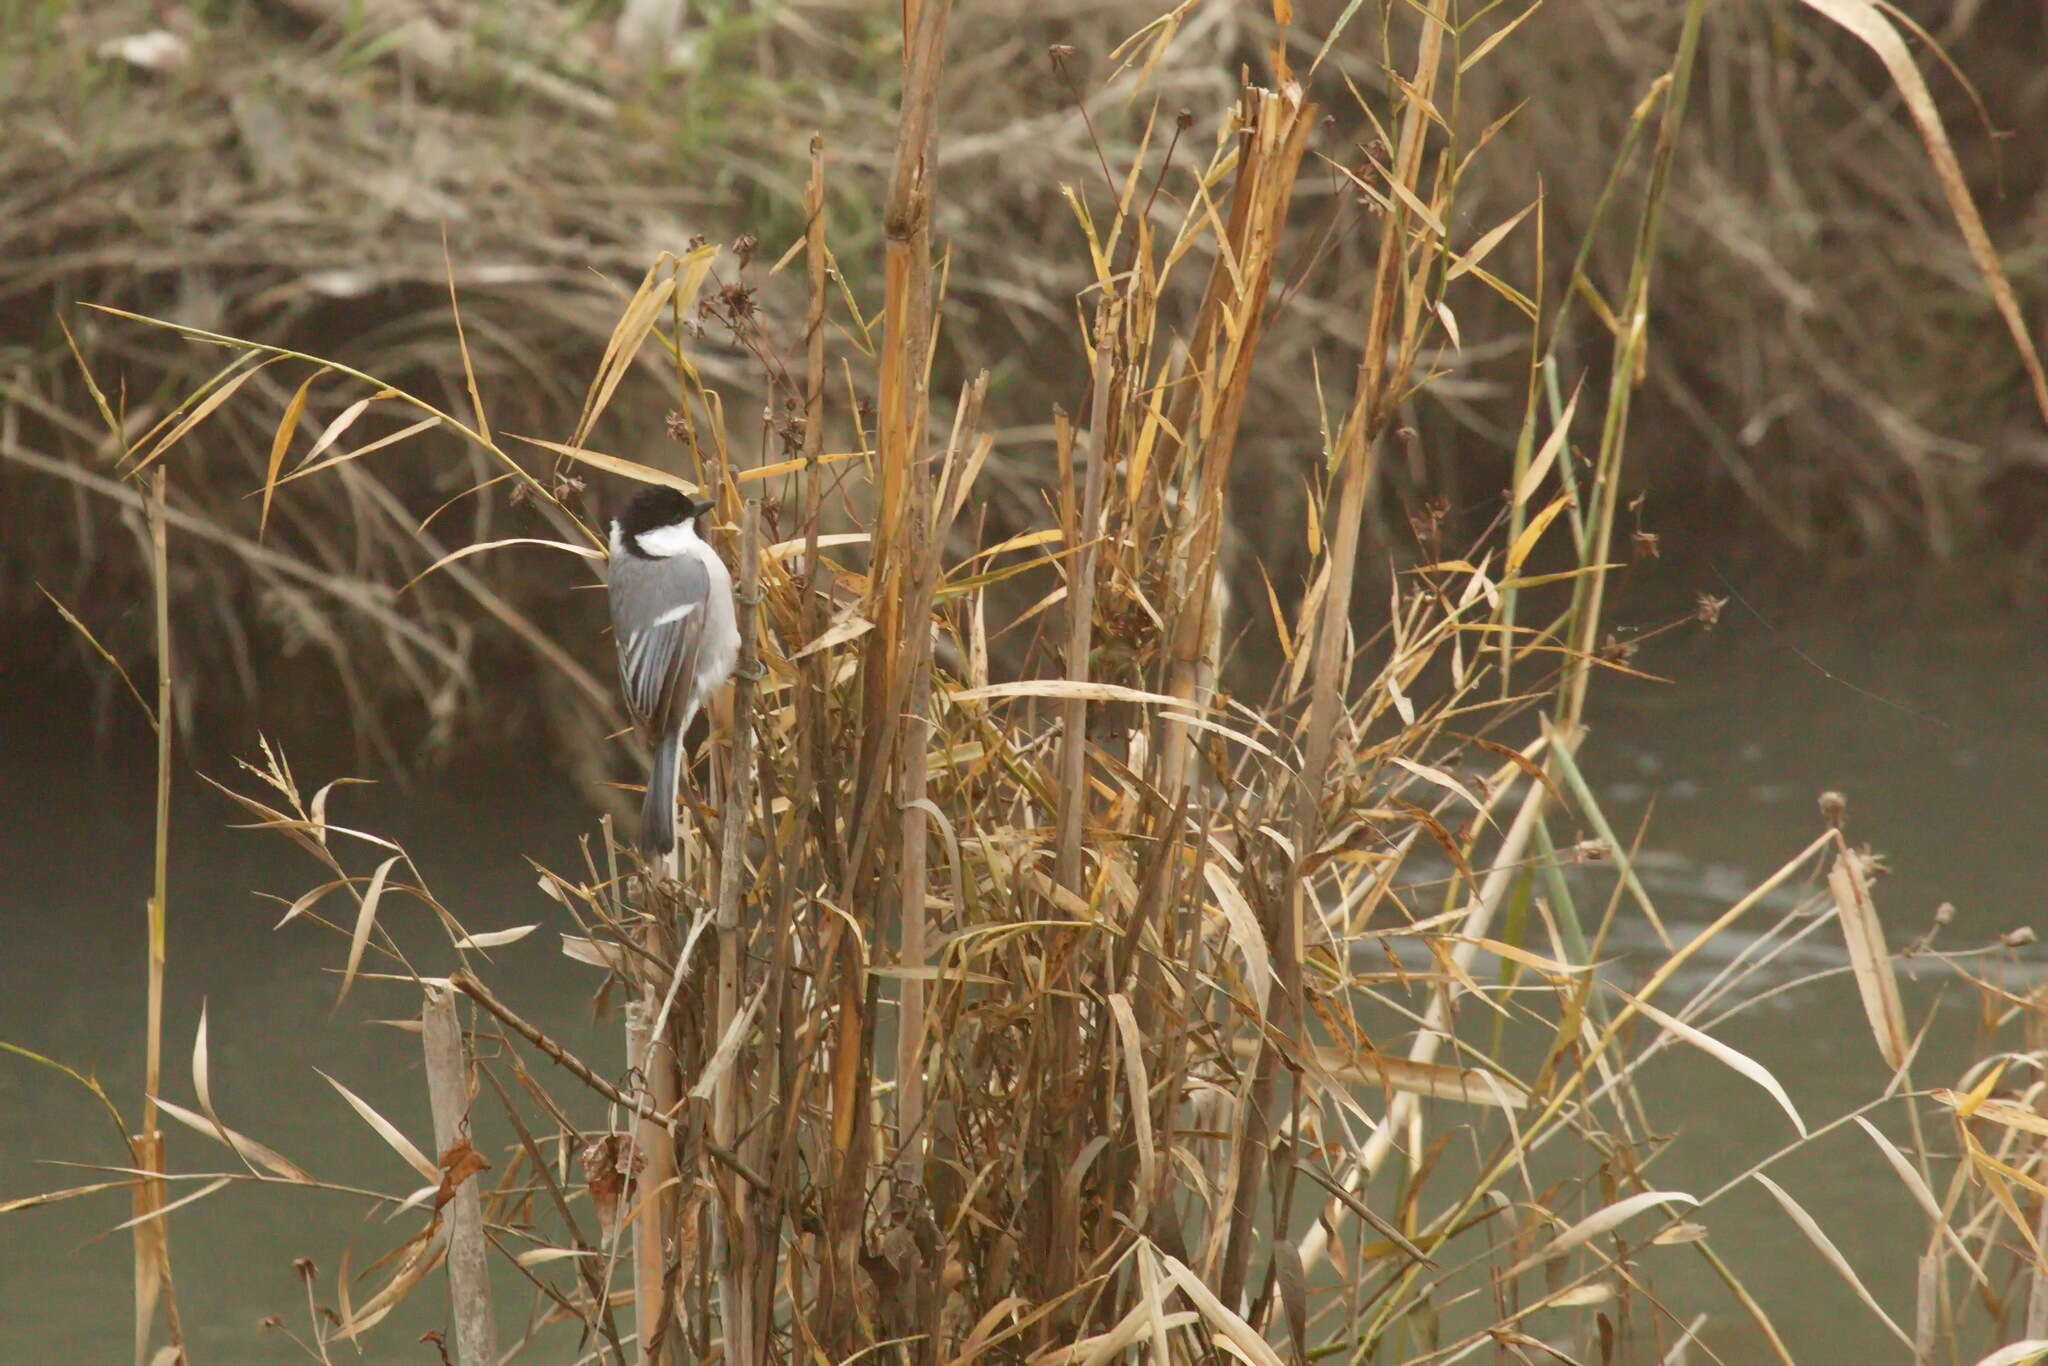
[615,485,714,538]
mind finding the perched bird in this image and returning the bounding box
[606,485,739,854]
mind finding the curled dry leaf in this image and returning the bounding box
[432,1140,490,1211]
[580,1133,640,1238]
[1827,844,1908,1071]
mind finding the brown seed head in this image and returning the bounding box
[1819,790,1847,829]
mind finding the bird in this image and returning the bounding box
[606,485,740,855]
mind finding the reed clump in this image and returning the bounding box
[7,4,2048,1365]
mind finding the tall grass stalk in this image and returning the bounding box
[135,467,186,1365]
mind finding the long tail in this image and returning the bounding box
[640,728,681,856]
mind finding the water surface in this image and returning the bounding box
[3,561,2043,1360]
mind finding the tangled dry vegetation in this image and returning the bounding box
[7,0,2048,757]
[10,2,2048,1365]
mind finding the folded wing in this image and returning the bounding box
[609,551,711,739]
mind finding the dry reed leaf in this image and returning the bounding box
[308,776,372,848]
[688,985,765,1102]
[1972,1343,2048,1366]
[1653,1222,1708,1245]
[452,924,539,950]
[1754,1172,1912,1347]
[1932,1090,2048,1139]
[790,609,874,660]
[1827,845,1908,1070]
[192,1005,234,1162]
[36,584,155,726]
[1792,0,2048,426]
[1621,992,1806,1136]
[340,1220,443,1338]
[1134,1243,1173,1366]
[402,537,603,595]
[559,934,630,972]
[1551,1282,1615,1308]
[431,1140,489,1211]
[573,246,716,447]
[1159,709,1278,760]
[1157,1254,1286,1366]
[509,434,696,492]
[154,1097,312,1183]
[0,1181,133,1215]
[1459,2,1543,73]
[1388,755,1487,814]
[112,1175,232,1233]
[1448,201,1535,282]
[1107,994,1158,1207]
[950,680,1197,707]
[1852,1116,1989,1287]
[340,855,401,1004]
[297,389,398,470]
[1506,492,1571,573]
[271,415,441,491]
[1034,1310,1198,1366]
[954,1294,1031,1365]
[317,1069,439,1182]
[126,356,280,472]
[1507,1191,1698,1276]
[1341,1050,1529,1108]
[867,964,1004,986]
[1204,864,1272,1020]
[1962,1133,2048,1263]
[1513,381,1580,507]
[1463,936,1591,979]
[513,1247,591,1268]
[766,531,869,563]
[744,448,866,487]
[1012,865,1093,920]
[259,368,321,538]
[1434,300,1462,353]
[272,877,346,929]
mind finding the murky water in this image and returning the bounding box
[3,560,2043,1361]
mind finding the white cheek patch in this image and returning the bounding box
[633,523,700,557]
[652,602,698,626]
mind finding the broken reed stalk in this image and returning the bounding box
[421,985,496,1366]
[626,996,675,1365]
[712,501,763,1364]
